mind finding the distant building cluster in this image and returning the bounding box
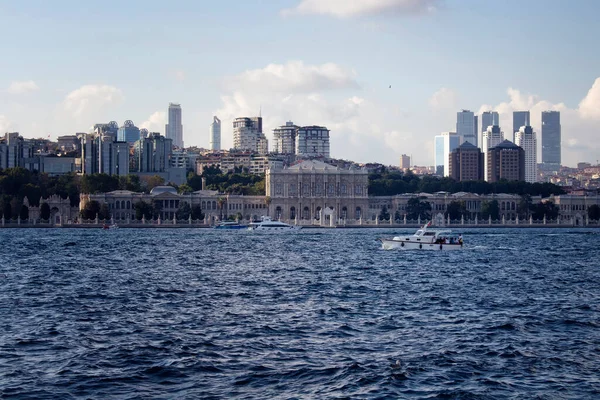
[434,110,562,184]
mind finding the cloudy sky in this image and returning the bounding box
[1,0,599,167]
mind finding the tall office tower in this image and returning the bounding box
[448,142,484,182]
[441,131,460,177]
[0,132,33,169]
[209,116,221,151]
[474,115,478,142]
[487,140,525,182]
[481,111,500,133]
[79,131,129,176]
[433,135,445,175]
[166,103,184,148]
[515,124,538,183]
[117,120,141,143]
[456,110,477,146]
[233,117,267,154]
[273,121,299,154]
[296,126,330,158]
[399,154,411,169]
[512,111,530,142]
[481,124,504,180]
[132,132,173,173]
[541,111,561,172]
[93,121,119,137]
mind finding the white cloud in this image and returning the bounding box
[429,87,457,109]
[140,111,166,133]
[578,77,600,120]
[281,0,440,18]
[228,61,359,93]
[7,80,39,94]
[63,84,123,117]
[0,115,12,132]
[170,69,186,82]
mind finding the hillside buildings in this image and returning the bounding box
[79,126,129,176]
[273,121,299,154]
[209,116,221,151]
[166,103,183,148]
[233,117,268,155]
[296,126,330,158]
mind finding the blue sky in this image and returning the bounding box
[1,0,599,166]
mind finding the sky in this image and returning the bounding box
[1,0,599,167]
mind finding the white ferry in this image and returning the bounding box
[379,222,463,251]
[247,216,302,231]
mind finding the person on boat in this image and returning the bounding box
[458,234,463,245]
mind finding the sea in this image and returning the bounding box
[0,227,599,399]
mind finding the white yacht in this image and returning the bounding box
[247,216,302,231]
[379,222,463,251]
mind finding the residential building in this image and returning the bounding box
[487,140,525,182]
[456,110,477,146]
[166,103,184,148]
[117,120,141,143]
[512,111,530,142]
[481,124,504,180]
[441,132,460,177]
[132,132,172,173]
[515,124,537,183]
[273,121,299,154]
[399,154,411,170]
[233,117,267,155]
[170,149,198,170]
[209,116,221,151]
[448,142,484,181]
[296,126,330,158]
[0,132,33,169]
[541,111,561,172]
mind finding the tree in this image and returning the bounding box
[530,201,559,221]
[19,205,29,221]
[152,200,163,219]
[517,194,532,219]
[40,202,51,220]
[191,205,204,221]
[134,201,153,220]
[98,203,111,221]
[405,196,431,221]
[2,202,11,220]
[217,197,227,220]
[177,184,193,194]
[588,204,600,221]
[119,175,143,192]
[176,202,192,220]
[445,200,467,220]
[481,200,500,220]
[80,200,101,220]
[378,205,390,221]
[145,175,166,192]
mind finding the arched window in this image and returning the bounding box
[315,206,322,220]
[126,200,131,209]
[290,207,296,220]
[115,201,120,209]
[121,200,125,209]
[302,206,310,220]
[341,206,347,219]
[355,207,362,220]
[212,201,216,210]
[201,201,206,209]
[275,206,282,220]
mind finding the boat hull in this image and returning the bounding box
[380,238,463,251]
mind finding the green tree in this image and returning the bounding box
[2,202,11,220]
[481,200,500,220]
[40,202,51,220]
[152,200,163,219]
[134,201,153,220]
[80,200,101,220]
[445,200,467,220]
[145,175,166,192]
[405,196,431,221]
[191,205,204,221]
[119,175,143,192]
[378,205,390,221]
[177,184,193,194]
[588,204,600,221]
[98,203,111,221]
[530,201,559,220]
[176,202,192,220]
[517,194,533,219]
[19,205,29,221]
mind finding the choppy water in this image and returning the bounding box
[1,227,599,399]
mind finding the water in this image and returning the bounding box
[1,228,599,399]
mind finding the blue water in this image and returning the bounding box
[1,228,599,399]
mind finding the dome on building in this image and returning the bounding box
[150,185,178,195]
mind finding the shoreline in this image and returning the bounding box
[0,224,597,229]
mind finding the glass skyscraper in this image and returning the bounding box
[456,110,477,147]
[166,103,183,148]
[481,111,499,133]
[541,111,561,171]
[117,120,141,143]
[512,111,530,142]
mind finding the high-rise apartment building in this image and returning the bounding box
[487,140,525,182]
[296,126,330,158]
[456,110,477,147]
[166,103,183,148]
[515,124,537,183]
[132,132,173,173]
[512,111,530,142]
[233,117,268,155]
[400,154,411,170]
[449,142,484,182]
[433,135,445,175]
[541,111,561,172]
[441,132,460,177]
[481,111,500,133]
[79,131,129,176]
[481,124,504,180]
[0,132,33,169]
[273,121,299,154]
[117,120,141,143]
[209,116,221,151]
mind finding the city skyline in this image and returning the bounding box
[1,0,600,167]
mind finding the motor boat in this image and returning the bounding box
[379,222,463,250]
[247,216,302,231]
[214,221,247,230]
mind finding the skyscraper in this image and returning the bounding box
[433,135,445,175]
[296,126,330,158]
[399,154,411,170]
[166,103,183,148]
[456,110,477,147]
[515,124,538,183]
[449,142,484,182]
[481,111,499,133]
[512,111,530,142]
[541,111,561,171]
[209,116,221,151]
[441,131,460,177]
[481,124,504,180]
[273,121,299,154]
[233,117,268,155]
[117,120,141,143]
